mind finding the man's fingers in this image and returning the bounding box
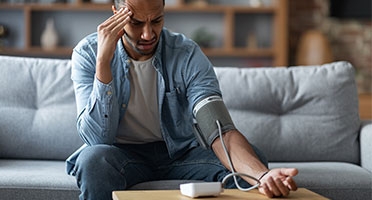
[100,8,131,33]
[100,8,123,28]
[281,168,299,176]
[96,8,131,62]
[114,11,132,33]
[284,177,298,191]
[259,183,273,198]
[274,177,290,196]
[265,177,283,197]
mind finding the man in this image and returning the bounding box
[66,0,298,199]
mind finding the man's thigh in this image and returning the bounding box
[75,144,155,189]
[156,146,229,182]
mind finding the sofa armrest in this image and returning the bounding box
[360,120,372,172]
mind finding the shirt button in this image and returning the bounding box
[122,104,126,108]
[107,91,112,95]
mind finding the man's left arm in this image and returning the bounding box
[182,41,298,198]
[212,129,298,198]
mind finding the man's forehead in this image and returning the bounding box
[124,0,163,9]
[125,0,164,21]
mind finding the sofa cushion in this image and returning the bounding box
[0,160,79,200]
[270,162,372,200]
[214,62,360,163]
[0,56,82,160]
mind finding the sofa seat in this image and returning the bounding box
[1,160,370,200]
[0,160,79,200]
[0,160,200,199]
[270,162,372,200]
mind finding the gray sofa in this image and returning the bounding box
[0,55,371,200]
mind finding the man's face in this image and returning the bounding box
[119,0,164,60]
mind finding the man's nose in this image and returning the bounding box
[141,24,154,40]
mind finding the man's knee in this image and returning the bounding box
[75,144,126,179]
[77,145,114,167]
[74,144,151,189]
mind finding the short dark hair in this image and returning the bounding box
[114,0,165,9]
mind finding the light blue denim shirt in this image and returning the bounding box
[66,28,222,175]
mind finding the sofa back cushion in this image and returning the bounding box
[215,62,360,163]
[0,56,82,160]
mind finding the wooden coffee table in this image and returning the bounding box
[113,188,329,200]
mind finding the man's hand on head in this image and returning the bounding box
[95,6,132,84]
[96,6,132,65]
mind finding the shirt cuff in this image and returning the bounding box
[93,76,114,102]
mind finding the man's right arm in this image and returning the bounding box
[70,7,132,145]
[71,48,120,146]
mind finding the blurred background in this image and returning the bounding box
[0,0,371,115]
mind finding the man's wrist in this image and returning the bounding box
[258,170,270,181]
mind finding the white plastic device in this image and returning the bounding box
[180,182,223,198]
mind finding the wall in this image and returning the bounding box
[288,0,371,93]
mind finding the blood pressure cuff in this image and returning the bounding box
[193,95,236,149]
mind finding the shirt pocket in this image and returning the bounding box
[163,87,186,128]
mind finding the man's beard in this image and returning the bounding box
[123,33,156,56]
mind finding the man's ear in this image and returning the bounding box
[112,5,117,14]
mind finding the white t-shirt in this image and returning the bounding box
[116,57,163,144]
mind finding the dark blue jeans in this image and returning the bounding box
[73,141,267,200]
